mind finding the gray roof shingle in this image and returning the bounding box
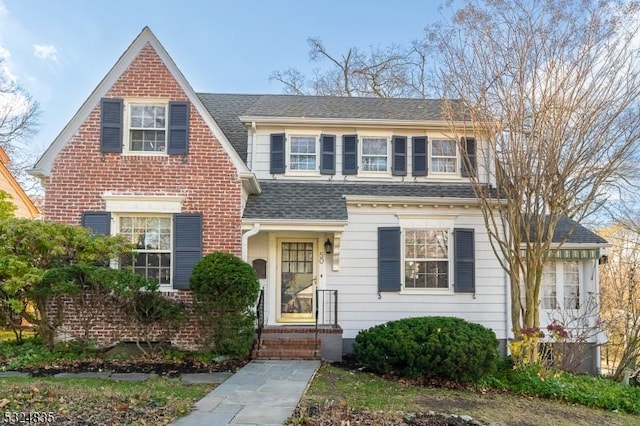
[243,180,480,221]
[196,93,467,163]
[550,216,607,244]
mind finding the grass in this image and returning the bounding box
[0,376,212,425]
[295,364,640,426]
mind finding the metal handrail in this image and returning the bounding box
[315,289,338,326]
[256,289,265,343]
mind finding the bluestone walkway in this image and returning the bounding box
[171,360,320,426]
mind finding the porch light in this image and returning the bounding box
[324,238,333,254]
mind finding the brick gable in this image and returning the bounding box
[44,43,242,255]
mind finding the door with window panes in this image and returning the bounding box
[278,240,316,322]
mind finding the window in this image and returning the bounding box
[404,229,449,289]
[289,136,317,171]
[541,261,580,309]
[361,137,388,172]
[431,139,457,174]
[118,216,172,285]
[128,104,167,152]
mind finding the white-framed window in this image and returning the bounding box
[127,103,167,153]
[431,139,457,174]
[289,136,318,171]
[118,215,172,285]
[361,137,389,172]
[541,260,581,309]
[404,229,450,289]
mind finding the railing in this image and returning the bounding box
[315,289,338,326]
[256,289,265,343]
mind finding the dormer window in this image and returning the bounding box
[128,104,167,152]
[431,139,457,174]
[289,136,317,171]
[361,137,389,172]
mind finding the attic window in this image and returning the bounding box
[128,104,167,152]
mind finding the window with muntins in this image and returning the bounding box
[404,229,449,289]
[431,139,457,174]
[361,137,388,172]
[129,104,167,152]
[119,216,172,285]
[289,136,317,171]
[541,261,580,309]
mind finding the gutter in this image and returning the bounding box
[241,223,260,261]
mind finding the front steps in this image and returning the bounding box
[252,325,343,361]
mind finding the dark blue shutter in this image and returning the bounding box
[412,136,427,176]
[270,133,286,174]
[461,137,476,177]
[342,134,358,175]
[392,136,407,176]
[320,134,336,175]
[81,212,111,235]
[454,228,475,293]
[168,101,189,155]
[378,227,401,292]
[173,213,203,290]
[100,98,123,153]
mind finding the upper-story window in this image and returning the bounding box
[128,104,167,152]
[289,136,317,171]
[361,137,389,172]
[431,139,457,174]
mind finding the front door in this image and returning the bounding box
[278,240,316,322]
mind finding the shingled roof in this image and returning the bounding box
[197,93,466,163]
[549,216,607,244]
[243,180,480,221]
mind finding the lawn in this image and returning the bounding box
[0,376,211,425]
[292,364,640,426]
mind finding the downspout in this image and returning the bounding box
[504,268,511,355]
[241,223,260,261]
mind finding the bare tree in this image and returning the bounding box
[433,0,640,338]
[599,223,640,381]
[271,37,435,98]
[0,59,39,194]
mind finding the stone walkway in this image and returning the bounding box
[171,360,320,426]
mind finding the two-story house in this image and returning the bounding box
[29,27,607,372]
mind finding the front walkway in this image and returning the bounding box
[171,360,320,426]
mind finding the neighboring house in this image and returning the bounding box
[29,28,608,372]
[0,147,39,219]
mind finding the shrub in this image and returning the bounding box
[190,252,260,357]
[353,316,499,383]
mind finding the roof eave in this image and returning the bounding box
[238,116,473,128]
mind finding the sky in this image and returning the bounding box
[0,0,448,166]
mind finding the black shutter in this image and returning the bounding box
[320,134,336,175]
[378,227,401,292]
[173,213,203,290]
[168,101,189,154]
[461,137,477,177]
[392,136,407,176]
[412,136,427,176]
[81,212,111,235]
[454,228,475,293]
[342,134,358,175]
[270,133,286,174]
[100,98,123,153]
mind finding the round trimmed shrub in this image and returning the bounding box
[190,252,260,356]
[353,316,499,383]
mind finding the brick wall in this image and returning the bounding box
[48,291,202,350]
[42,42,244,350]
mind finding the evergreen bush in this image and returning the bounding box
[354,316,499,383]
[190,252,260,357]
